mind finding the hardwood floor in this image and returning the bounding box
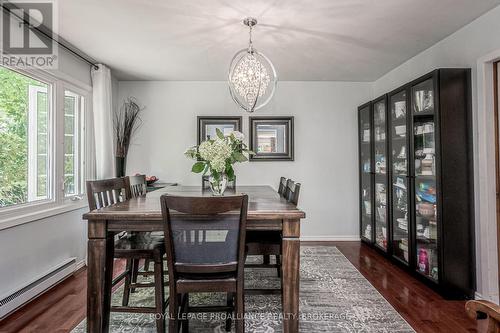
[330,241,485,333]
[0,242,485,332]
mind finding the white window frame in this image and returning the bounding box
[27,85,51,202]
[0,65,93,230]
[60,86,87,201]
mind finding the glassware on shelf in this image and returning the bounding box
[394,100,406,119]
[413,79,434,113]
[375,154,386,174]
[414,121,436,176]
[391,91,409,263]
[359,105,373,242]
[414,90,434,113]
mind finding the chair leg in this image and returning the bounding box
[235,284,244,333]
[225,292,234,332]
[181,294,189,333]
[154,258,165,333]
[169,288,179,333]
[263,255,270,265]
[276,255,282,278]
[122,259,133,306]
[131,259,139,293]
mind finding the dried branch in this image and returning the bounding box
[114,97,143,158]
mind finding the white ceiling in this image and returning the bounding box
[59,0,500,81]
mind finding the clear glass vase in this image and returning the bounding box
[209,173,228,196]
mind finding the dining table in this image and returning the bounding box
[82,185,306,333]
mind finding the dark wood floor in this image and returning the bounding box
[0,241,484,332]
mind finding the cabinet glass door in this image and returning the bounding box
[412,78,438,281]
[374,99,388,251]
[390,90,409,264]
[359,105,373,241]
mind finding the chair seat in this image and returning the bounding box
[114,234,165,259]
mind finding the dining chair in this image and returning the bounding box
[160,194,248,333]
[277,176,287,196]
[129,174,147,197]
[202,175,236,190]
[285,179,301,206]
[126,175,161,290]
[245,177,301,294]
[86,177,167,333]
[465,300,500,333]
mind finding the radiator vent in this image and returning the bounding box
[0,257,77,319]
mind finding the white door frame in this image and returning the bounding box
[475,50,500,302]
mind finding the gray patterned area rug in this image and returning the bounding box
[72,246,414,332]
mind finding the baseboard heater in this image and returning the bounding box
[0,257,78,320]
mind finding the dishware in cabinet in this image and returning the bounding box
[389,89,410,264]
[358,102,374,243]
[373,96,389,252]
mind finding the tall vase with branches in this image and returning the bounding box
[114,97,143,177]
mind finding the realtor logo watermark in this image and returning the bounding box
[0,0,58,68]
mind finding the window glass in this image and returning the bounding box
[0,67,51,207]
[64,90,84,197]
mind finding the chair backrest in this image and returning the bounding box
[285,179,301,206]
[160,194,248,279]
[278,177,287,197]
[129,174,147,197]
[202,175,236,190]
[86,177,131,211]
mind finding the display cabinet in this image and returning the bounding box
[358,68,475,299]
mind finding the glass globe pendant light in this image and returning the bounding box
[228,17,277,113]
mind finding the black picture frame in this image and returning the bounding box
[197,116,242,145]
[249,116,294,161]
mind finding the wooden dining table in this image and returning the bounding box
[82,185,306,333]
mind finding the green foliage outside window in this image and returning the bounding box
[0,67,46,207]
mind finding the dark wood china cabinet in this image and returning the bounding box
[358,69,475,299]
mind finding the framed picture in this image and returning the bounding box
[249,116,294,161]
[197,116,242,144]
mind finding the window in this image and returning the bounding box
[64,90,85,197]
[0,65,88,213]
[0,67,52,208]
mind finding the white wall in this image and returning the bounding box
[372,5,500,302]
[0,208,87,295]
[118,81,372,240]
[0,50,91,299]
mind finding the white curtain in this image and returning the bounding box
[91,64,115,179]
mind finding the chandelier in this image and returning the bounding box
[228,17,277,113]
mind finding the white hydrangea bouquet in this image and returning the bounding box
[185,129,253,195]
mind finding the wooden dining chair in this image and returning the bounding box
[202,175,236,190]
[285,179,301,206]
[86,177,167,333]
[245,177,301,294]
[277,176,287,196]
[160,194,248,333]
[129,174,147,197]
[126,175,160,289]
[466,300,500,333]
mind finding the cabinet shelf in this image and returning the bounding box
[413,110,435,117]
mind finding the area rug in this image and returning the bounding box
[72,246,414,332]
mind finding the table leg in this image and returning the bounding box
[281,219,300,333]
[87,220,114,333]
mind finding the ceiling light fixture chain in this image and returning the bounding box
[228,16,277,113]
